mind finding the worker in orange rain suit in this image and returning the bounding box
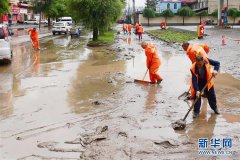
[182,42,210,99]
[141,41,163,84]
[122,24,127,35]
[138,24,143,41]
[135,22,139,34]
[28,28,40,50]
[128,23,132,35]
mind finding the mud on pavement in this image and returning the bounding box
[0,27,240,160]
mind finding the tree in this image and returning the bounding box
[0,0,10,23]
[68,0,124,41]
[177,7,194,25]
[145,0,157,11]
[161,9,174,23]
[143,8,155,26]
[228,8,240,25]
[196,10,208,24]
[45,0,68,25]
[211,9,218,17]
[31,0,54,27]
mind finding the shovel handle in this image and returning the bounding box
[183,76,214,121]
[142,68,149,81]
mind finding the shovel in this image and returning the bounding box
[178,88,190,100]
[172,76,214,130]
[134,68,151,84]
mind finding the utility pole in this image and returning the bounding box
[132,0,136,24]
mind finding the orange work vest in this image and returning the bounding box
[135,23,139,30]
[190,62,214,96]
[128,24,132,31]
[186,44,208,64]
[123,25,127,30]
[138,26,143,33]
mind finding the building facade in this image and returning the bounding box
[156,0,196,13]
[208,0,240,14]
[192,0,240,14]
[0,0,34,24]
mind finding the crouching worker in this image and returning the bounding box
[191,56,220,118]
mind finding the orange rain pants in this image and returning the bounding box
[145,44,162,83]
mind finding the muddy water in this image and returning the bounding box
[0,27,239,160]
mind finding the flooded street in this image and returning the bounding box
[0,26,240,160]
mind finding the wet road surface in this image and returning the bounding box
[0,27,239,159]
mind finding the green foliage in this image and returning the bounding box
[155,12,162,17]
[45,0,67,19]
[211,9,218,17]
[228,8,239,17]
[143,7,155,26]
[228,8,240,24]
[143,8,155,18]
[177,7,194,25]
[0,0,10,15]
[145,0,157,11]
[161,9,174,18]
[31,0,67,19]
[196,10,208,16]
[177,7,194,17]
[147,29,196,43]
[68,0,124,41]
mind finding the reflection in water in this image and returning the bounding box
[145,85,161,110]
[127,37,131,45]
[32,50,40,74]
[187,99,217,141]
[0,73,13,119]
[67,47,126,114]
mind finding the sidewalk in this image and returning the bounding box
[11,32,52,45]
[8,24,51,37]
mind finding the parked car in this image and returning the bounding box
[59,17,73,25]
[206,19,214,25]
[24,19,39,25]
[52,22,72,35]
[41,20,48,24]
[70,26,81,37]
[0,24,13,63]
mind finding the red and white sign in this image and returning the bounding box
[20,8,27,14]
[11,6,20,14]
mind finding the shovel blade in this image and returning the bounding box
[134,79,151,85]
[178,91,190,100]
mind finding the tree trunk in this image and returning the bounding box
[93,27,98,41]
[0,14,2,24]
[48,17,51,26]
[148,17,149,26]
[183,16,185,25]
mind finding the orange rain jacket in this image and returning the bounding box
[128,24,132,32]
[145,44,162,82]
[186,44,210,64]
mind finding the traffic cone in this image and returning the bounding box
[222,35,226,46]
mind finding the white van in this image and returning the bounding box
[59,17,73,25]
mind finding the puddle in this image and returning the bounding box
[0,26,239,159]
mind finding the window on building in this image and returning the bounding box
[174,3,177,9]
[167,3,170,9]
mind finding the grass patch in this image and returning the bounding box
[147,29,197,43]
[88,30,115,46]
